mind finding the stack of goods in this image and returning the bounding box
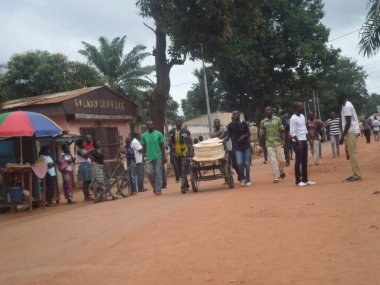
[193,138,225,162]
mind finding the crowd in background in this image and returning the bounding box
[37,91,373,205]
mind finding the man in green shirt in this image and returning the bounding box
[260,106,286,183]
[141,121,166,195]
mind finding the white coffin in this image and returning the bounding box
[193,138,225,162]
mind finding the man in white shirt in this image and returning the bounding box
[372,116,380,142]
[336,93,362,182]
[131,134,147,192]
[289,102,316,187]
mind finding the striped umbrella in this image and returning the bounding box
[0,111,62,163]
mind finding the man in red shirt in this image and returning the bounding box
[306,113,324,165]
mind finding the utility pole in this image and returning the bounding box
[304,101,308,119]
[316,92,322,120]
[313,90,317,115]
[201,44,212,138]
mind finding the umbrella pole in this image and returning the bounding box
[20,137,25,189]
[20,137,24,164]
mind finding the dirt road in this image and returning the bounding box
[1,138,379,285]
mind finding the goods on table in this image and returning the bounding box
[193,138,225,162]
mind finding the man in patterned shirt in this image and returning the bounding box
[260,106,286,183]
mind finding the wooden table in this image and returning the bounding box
[0,166,34,212]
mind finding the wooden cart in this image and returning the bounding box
[189,158,235,192]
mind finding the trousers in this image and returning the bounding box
[145,159,163,193]
[346,133,361,178]
[292,141,308,184]
[267,146,286,180]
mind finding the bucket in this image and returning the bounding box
[9,186,23,202]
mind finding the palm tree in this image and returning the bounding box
[79,36,155,96]
[359,0,380,57]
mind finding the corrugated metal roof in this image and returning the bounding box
[2,86,103,109]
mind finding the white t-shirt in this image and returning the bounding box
[131,138,143,163]
[372,119,380,131]
[341,101,360,134]
[43,155,56,176]
[290,114,308,141]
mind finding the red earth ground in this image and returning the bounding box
[0,137,379,285]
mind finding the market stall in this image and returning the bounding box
[0,111,62,212]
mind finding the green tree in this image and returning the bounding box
[359,0,380,57]
[166,96,180,123]
[135,0,233,132]
[0,50,102,99]
[362,93,380,115]
[314,51,368,119]
[211,0,330,122]
[79,36,155,99]
[181,67,226,119]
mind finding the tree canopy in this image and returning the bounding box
[362,93,380,115]
[0,50,101,99]
[79,36,155,97]
[135,0,234,132]
[359,0,380,57]
[181,67,226,119]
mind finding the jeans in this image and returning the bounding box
[293,141,308,184]
[145,159,163,193]
[173,156,190,189]
[284,141,292,162]
[263,146,268,162]
[364,129,371,143]
[162,164,167,188]
[45,173,56,204]
[235,148,251,182]
[330,134,340,156]
[136,163,145,191]
[170,149,180,181]
[229,150,240,181]
[127,163,137,193]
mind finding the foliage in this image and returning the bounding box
[166,95,180,123]
[0,50,102,99]
[314,51,368,119]
[362,93,380,115]
[185,48,368,121]
[181,67,226,119]
[359,0,380,57]
[79,36,155,97]
[135,0,234,132]
[136,0,233,59]
[212,0,330,121]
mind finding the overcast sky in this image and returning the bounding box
[0,0,378,109]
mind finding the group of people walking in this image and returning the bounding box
[140,91,364,195]
[39,91,365,204]
[260,92,363,186]
[360,116,380,143]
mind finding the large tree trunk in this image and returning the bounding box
[147,25,184,134]
[149,29,170,133]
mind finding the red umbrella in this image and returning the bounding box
[0,111,62,163]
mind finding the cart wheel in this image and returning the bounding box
[224,163,235,189]
[190,170,199,192]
